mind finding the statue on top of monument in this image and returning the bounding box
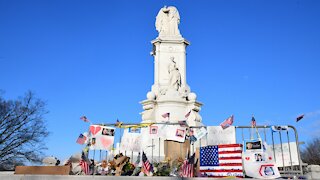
[168,57,181,91]
[155,6,181,37]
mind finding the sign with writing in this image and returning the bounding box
[206,126,236,145]
[271,142,299,167]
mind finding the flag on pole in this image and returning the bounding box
[162,112,170,118]
[251,116,256,127]
[181,152,195,177]
[80,116,90,123]
[178,120,188,127]
[296,114,304,122]
[199,144,243,178]
[76,133,87,145]
[115,119,123,127]
[80,159,90,175]
[220,115,234,129]
[185,110,191,118]
[142,152,152,174]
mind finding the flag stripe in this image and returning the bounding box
[219,157,242,160]
[218,144,242,148]
[200,166,242,170]
[218,150,242,154]
[207,175,244,178]
[200,169,243,173]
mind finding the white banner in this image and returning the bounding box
[242,140,281,179]
[89,125,115,150]
[120,127,142,152]
[206,126,236,145]
[271,142,299,167]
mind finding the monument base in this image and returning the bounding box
[164,140,190,164]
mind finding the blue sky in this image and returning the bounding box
[1,0,320,161]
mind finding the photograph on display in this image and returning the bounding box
[101,128,115,136]
[149,126,158,134]
[255,153,265,162]
[128,127,141,133]
[91,138,96,145]
[245,139,263,151]
[175,129,185,138]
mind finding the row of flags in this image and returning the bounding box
[80,112,305,130]
[219,113,305,130]
[161,110,192,119]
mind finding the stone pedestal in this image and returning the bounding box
[164,140,190,164]
[140,37,203,127]
[139,6,204,162]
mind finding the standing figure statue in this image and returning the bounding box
[155,6,181,37]
[168,57,181,91]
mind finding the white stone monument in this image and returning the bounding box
[141,6,203,127]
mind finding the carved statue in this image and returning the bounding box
[155,6,181,36]
[168,57,181,91]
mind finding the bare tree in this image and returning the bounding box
[0,91,49,170]
[301,137,320,165]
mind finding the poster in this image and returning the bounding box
[206,126,236,145]
[89,125,115,150]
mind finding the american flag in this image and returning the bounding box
[79,159,90,175]
[162,112,170,118]
[200,144,243,178]
[76,133,86,144]
[178,120,188,127]
[296,114,304,122]
[80,115,90,123]
[142,151,152,174]
[185,110,191,118]
[220,115,234,129]
[181,152,195,177]
[251,116,256,127]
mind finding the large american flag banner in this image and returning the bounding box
[200,144,243,178]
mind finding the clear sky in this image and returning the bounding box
[1,0,320,161]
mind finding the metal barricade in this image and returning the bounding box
[235,125,303,176]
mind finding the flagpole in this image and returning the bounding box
[151,139,154,163]
[119,128,122,154]
[131,150,133,163]
[93,150,96,175]
[158,137,161,162]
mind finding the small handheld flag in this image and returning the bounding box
[296,114,304,122]
[185,110,191,118]
[80,116,90,123]
[178,120,188,127]
[220,115,234,129]
[162,112,170,118]
[142,152,152,174]
[76,134,87,145]
[251,116,256,127]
